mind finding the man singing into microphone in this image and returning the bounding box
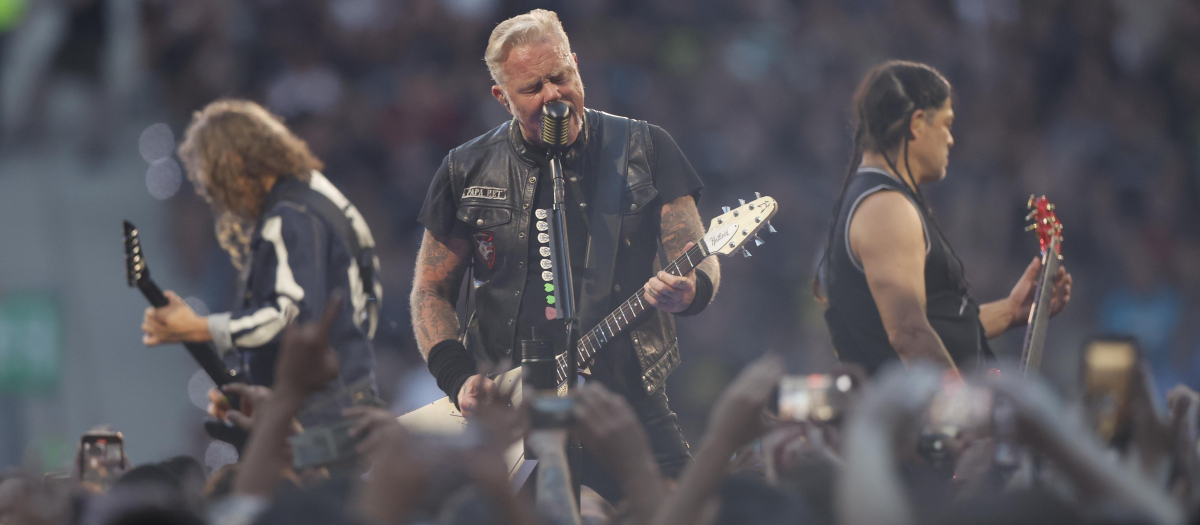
[412,9,719,499]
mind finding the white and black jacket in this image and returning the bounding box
[208,171,382,422]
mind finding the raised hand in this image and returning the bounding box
[274,291,343,399]
[343,406,401,448]
[705,353,786,450]
[853,361,943,432]
[220,383,275,431]
[355,422,429,524]
[574,382,658,478]
[142,290,209,345]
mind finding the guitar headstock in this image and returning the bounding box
[123,221,151,287]
[1025,195,1063,255]
[702,193,779,257]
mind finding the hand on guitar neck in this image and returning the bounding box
[643,242,700,313]
[1002,255,1072,334]
[141,290,212,346]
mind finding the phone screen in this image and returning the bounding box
[80,433,124,492]
[778,373,856,422]
[1083,338,1139,443]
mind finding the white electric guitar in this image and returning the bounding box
[398,194,779,481]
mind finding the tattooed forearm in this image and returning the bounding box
[660,195,721,295]
[410,230,472,359]
[536,452,582,525]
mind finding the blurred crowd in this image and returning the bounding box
[3,306,1200,525]
[3,0,1200,515]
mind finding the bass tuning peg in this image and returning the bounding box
[767,221,777,234]
[722,206,731,213]
[754,235,764,246]
[755,192,762,199]
[742,248,752,258]
[738,199,746,205]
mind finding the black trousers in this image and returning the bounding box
[574,388,692,503]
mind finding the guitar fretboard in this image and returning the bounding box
[553,242,709,384]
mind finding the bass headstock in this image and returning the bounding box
[1025,195,1063,255]
[702,193,778,257]
[123,221,151,287]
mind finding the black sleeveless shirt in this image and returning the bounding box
[823,168,992,374]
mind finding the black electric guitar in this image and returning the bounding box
[398,194,779,477]
[1019,196,1064,376]
[123,221,248,448]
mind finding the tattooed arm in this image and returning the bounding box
[528,429,582,525]
[411,229,496,412]
[410,229,471,358]
[643,194,721,313]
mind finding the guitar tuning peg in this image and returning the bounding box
[722,206,731,213]
[754,192,761,199]
[742,248,752,258]
[1025,210,1036,221]
[1025,224,1037,231]
[738,199,746,206]
[1047,204,1055,210]
[754,235,764,246]
[767,221,776,234]
[1027,195,1035,208]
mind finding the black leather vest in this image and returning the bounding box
[447,109,680,394]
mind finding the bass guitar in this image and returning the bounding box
[1019,196,1064,376]
[398,194,778,478]
[123,221,248,448]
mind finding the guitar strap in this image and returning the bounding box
[260,178,380,337]
[576,112,633,338]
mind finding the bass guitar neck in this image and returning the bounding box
[1019,235,1060,375]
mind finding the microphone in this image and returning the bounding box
[541,101,570,151]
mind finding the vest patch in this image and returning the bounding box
[462,186,507,200]
[473,231,496,268]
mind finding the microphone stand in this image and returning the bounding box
[547,149,577,390]
[545,116,583,510]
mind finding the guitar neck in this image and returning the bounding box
[1019,236,1061,376]
[553,242,710,384]
[137,278,242,386]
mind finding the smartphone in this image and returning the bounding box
[777,372,859,423]
[1082,336,1140,444]
[529,393,576,429]
[79,431,124,493]
[289,419,366,471]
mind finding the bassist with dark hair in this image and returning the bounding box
[816,60,1073,378]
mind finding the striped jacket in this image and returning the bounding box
[207,171,382,422]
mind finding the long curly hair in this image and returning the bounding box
[178,100,322,269]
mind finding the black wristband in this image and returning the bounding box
[677,269,713,317]
[426,339,477,409]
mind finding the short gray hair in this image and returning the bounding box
[485,9,572,86]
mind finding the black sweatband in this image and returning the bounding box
[677,269,713,317]
[427,339,477,409]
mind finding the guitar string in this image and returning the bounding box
[553,243,707,382]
